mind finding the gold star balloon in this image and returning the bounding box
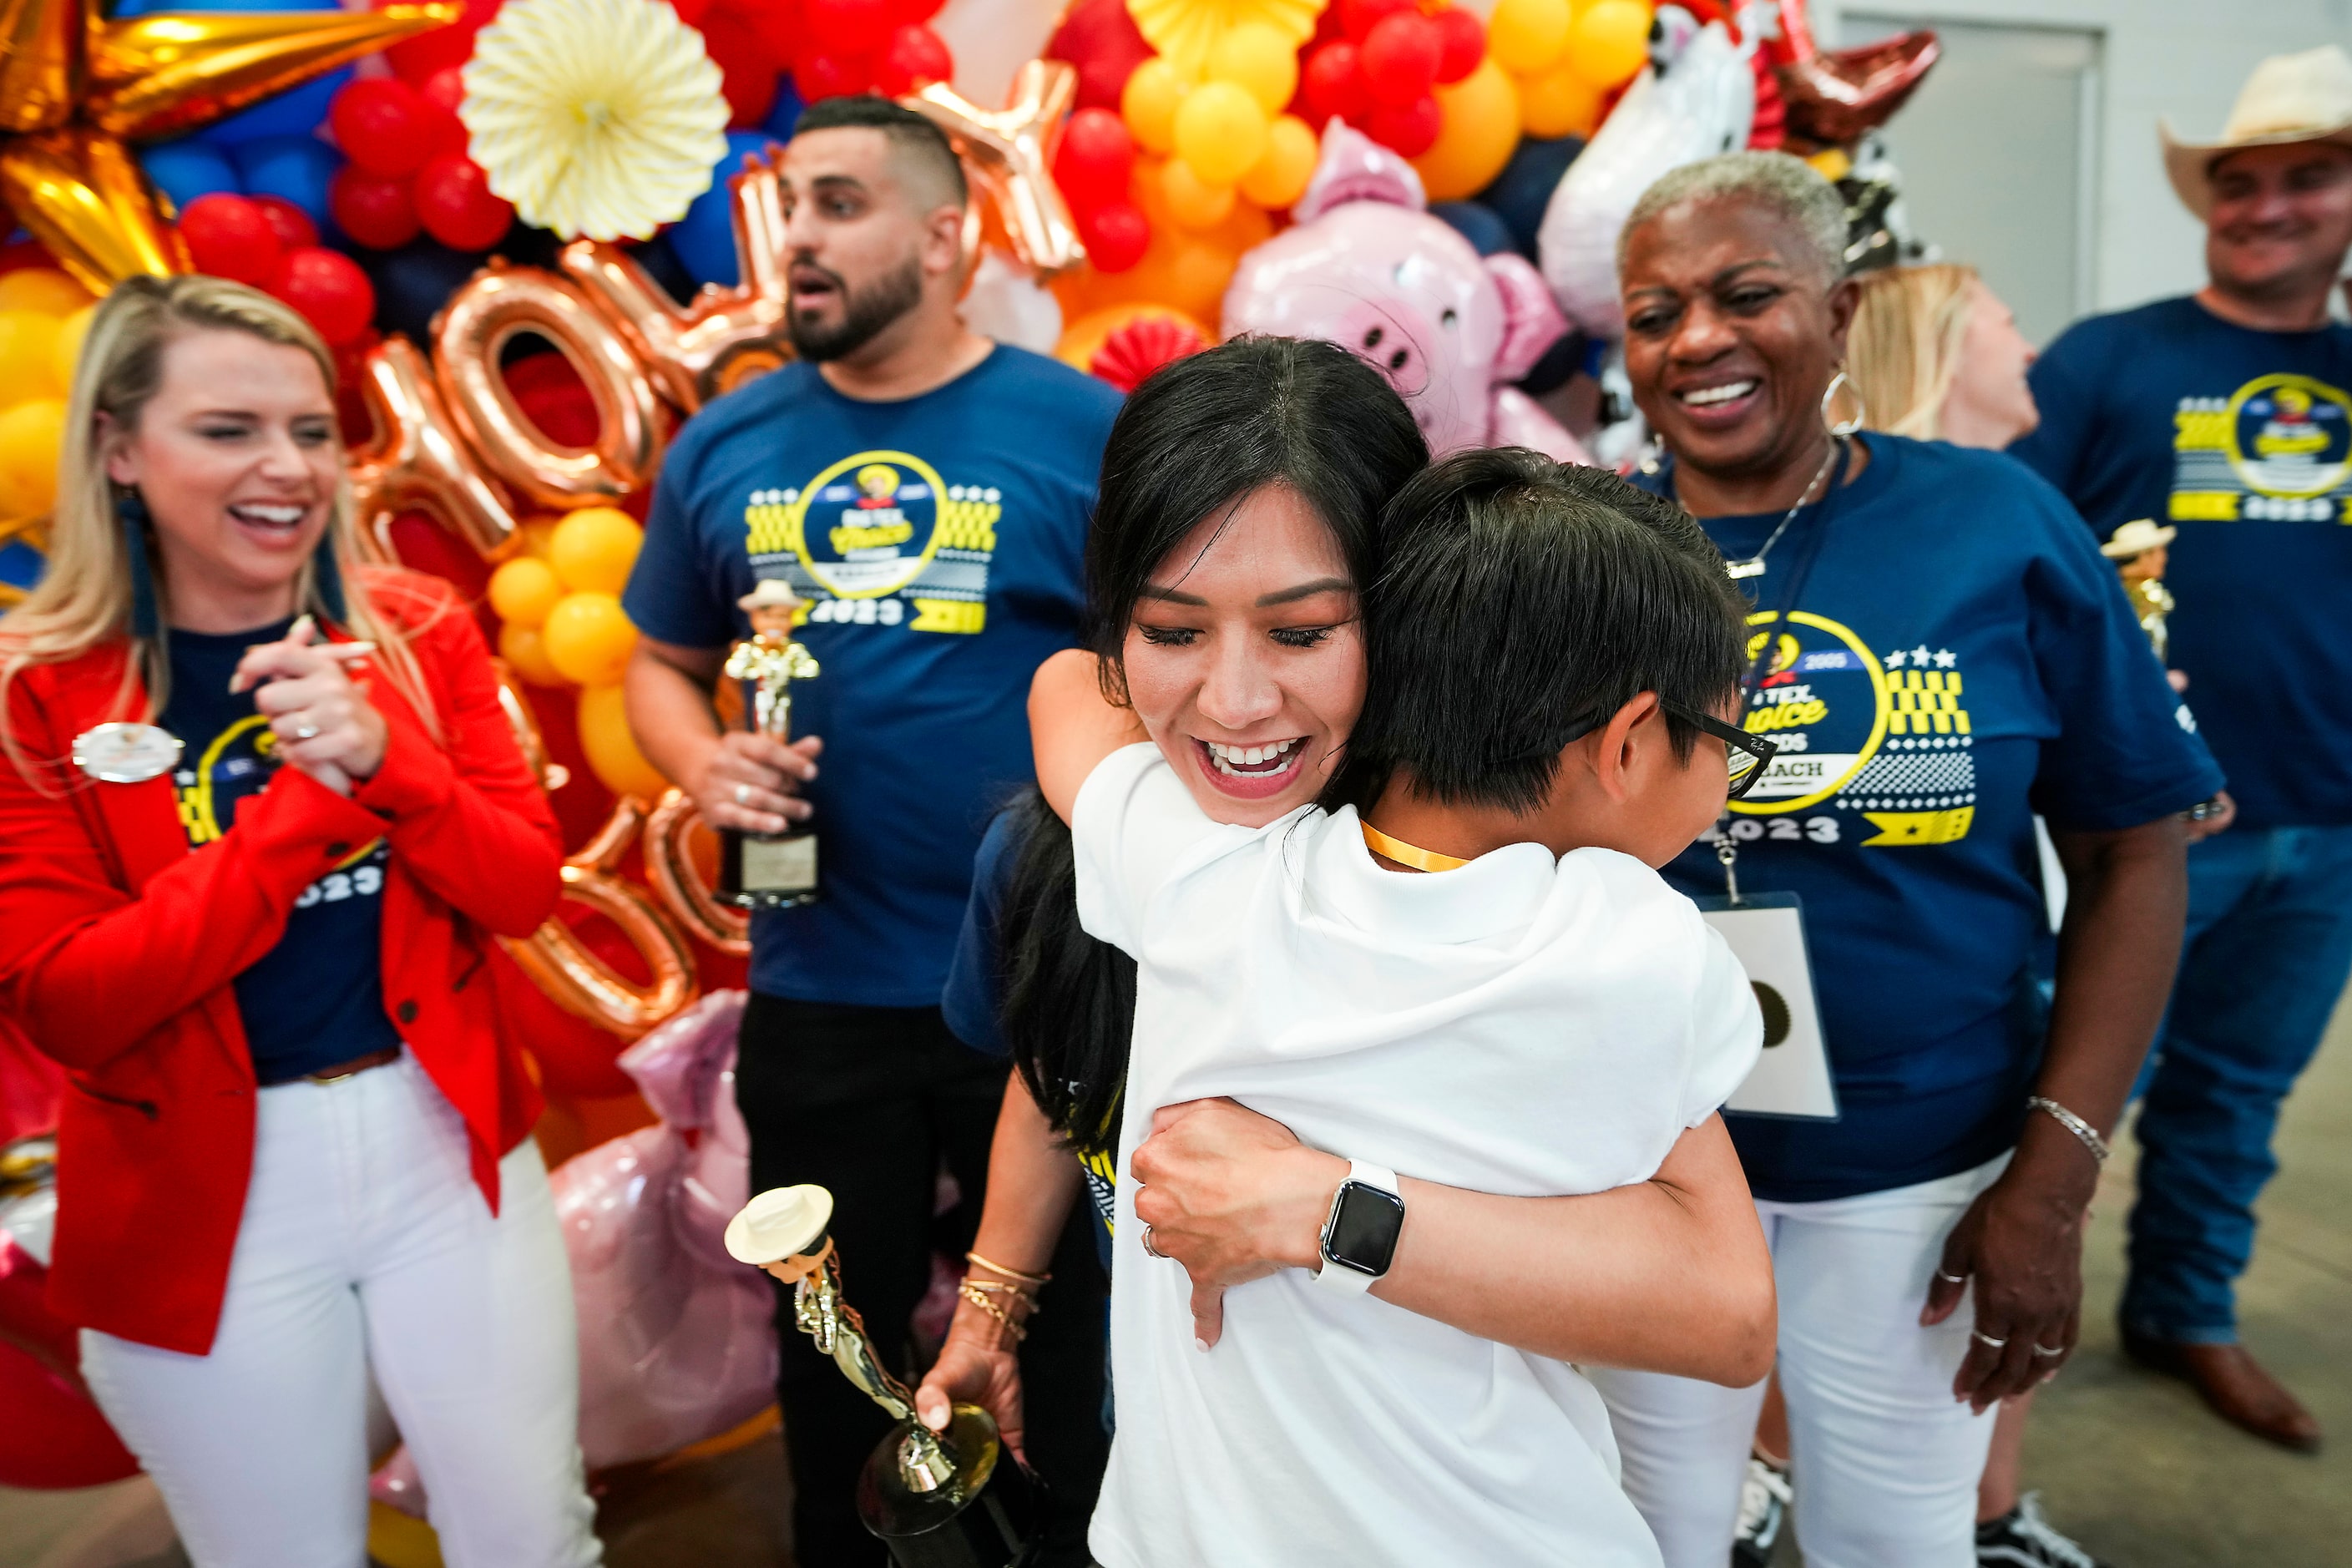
[0,0,459,292]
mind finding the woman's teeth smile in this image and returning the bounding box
[1678,380,1758,407]
[229,502,307,536]
[1204,738,1303,776]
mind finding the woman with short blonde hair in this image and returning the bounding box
[0,274,600,1567]
[1844,262,2040,447]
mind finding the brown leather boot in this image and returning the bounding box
[2122,1327,2324,1452]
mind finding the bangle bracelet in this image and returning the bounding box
[965,1250,1051,1288]
[956,1279,1031,1342]
[2027,1095,2111,1166]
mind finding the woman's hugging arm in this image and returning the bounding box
[1133,1099,1777,1387]
[1030,649,1146,825]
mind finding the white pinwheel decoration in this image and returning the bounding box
[461,0,731,242]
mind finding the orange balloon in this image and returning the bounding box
[1158,157,1237,231]
[489,555,564,627]
[0,268,92,316]
[542,591,638,686]
[1518,58,1604,138]
[498,619,569,687]
[1566,0,1653,92]
[577,683,669,799]
[1413,59,1523,202]
[549,505,643,594]
[1121,57,1186,155]
[0,398,68,517]
[1239,114,1317,210]
[50,303,94,391]
[0,311,65,406]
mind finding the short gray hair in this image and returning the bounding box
[1618,151,1849,284]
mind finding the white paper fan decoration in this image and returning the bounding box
[461,0,731,242]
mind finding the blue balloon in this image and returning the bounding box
[763,78,805,142]
[1476,134,1585,261]
[232,134,341,230]
[139,139,241,210]
[359,238,487,343]
[1429,200,1515,259]
[671,131,781,287]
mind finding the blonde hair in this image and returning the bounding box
[0,274,443,785]
[1845,264,1980,440]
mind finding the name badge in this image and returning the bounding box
[1695,891,1839,1120]
[71,723,184,785]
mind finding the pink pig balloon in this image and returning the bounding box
[1223,122,1593,465]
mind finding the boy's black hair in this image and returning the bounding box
[792,94,968,208]
[1086,336,1429,701]
[1334,448,1751,816]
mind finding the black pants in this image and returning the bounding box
[735,994,1107,1568]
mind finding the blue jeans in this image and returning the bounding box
[2122,824,2352,1343]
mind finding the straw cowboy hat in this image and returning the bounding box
[2162,45,2352,218]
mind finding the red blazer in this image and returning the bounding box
[0,569,561,1353]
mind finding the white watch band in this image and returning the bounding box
[1313,1160,1401,1295]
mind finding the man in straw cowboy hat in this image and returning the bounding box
[2013,45,2352,1453]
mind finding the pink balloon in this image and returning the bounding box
[1223,123,1585,462]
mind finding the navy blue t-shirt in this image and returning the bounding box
[1636,435,2222,1201]
[2009,295,2352,829]
[623,347,1121,1007]
[158,620,401,1084]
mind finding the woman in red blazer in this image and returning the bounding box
[0,275,601,1566]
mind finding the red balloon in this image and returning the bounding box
[249,195,320,252]
[1300,41,1372,126]
[271,246,376,346]
[875,23,952,94]
[412,154,514,251]
[0,1238,139,1490]
[1044,0,1156,112]
[1365,94,1442,156]
[699,9,780,128]
[330,78,434,178]
[883,0,942,23]
[419,63,467,114]
[1430,8,1485,84]
[414,67,473,161]
[804,0,891,55]
[329,166,422,250]
[1053,105,1134,212]
[1360,13,1442,108]
[1338,0,1415,43]
[1080,200,1149,274]
[382,0,504,83]
[177,192,281,286]
[795,51,875,102]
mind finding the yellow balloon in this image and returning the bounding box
[541,591,638,686]
[576,683,670,799]
[1122,58,1188,155]
[1174,81,1270,189]
[52,305,94,392]
[1487,0,1571,75]
[1240,114,1318,210]
[518,516,561,559]
[0,312,66,407]
[1158,156,1237,230]
[1567,0,1653,91]
[0,268,94,317]
[1207,22,1299,116]
[1518,58,1605,138]
[1413,60,1523,201]
[0,399,68,518]
[488,555,565,628]
[548,504,644,594]
[498,619,569,687]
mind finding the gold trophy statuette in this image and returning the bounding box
[719,580,822,909]
[2101,518,2177,662]
[725,1186,1047,1568]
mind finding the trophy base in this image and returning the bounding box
[721,831,819,910]
[855,1405,1048,1568]
[721,888,822,910]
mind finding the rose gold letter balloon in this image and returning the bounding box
[645,788,751,955]
[346,334,522,562]
[433,260,668,509]
[908,59,1085,281]
[559,154,792,414]
[498,797,701,1037]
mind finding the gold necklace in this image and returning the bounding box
[1361,822,1468,873]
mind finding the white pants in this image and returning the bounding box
[80,1055,601,1568]
[1588,1155,2006,1568]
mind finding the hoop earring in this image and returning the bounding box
[1821,368,1866,438]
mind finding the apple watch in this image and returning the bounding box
[1313,1161,1404,1295]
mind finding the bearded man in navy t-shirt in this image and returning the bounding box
[2011,45,2352,1454]
[620,95,1121,1562]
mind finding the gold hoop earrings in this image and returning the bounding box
[1822,368,1867,438]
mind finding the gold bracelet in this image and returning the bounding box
[964,1250,1052,1288]
[956,1278,1031,1343]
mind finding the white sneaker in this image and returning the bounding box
[1975,1491,2108,1568]
[1731,1454,1792,1566]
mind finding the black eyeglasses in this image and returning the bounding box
[1662,700,1779,802]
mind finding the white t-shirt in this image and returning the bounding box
[1073,744,1762,1568]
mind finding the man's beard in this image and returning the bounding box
[788,256,925,362]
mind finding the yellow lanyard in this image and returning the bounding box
[1361,822,1468,873]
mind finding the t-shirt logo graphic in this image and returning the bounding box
[1724,610,1978,848]
[2171,373,2352,523]
[742,448,1004,634]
